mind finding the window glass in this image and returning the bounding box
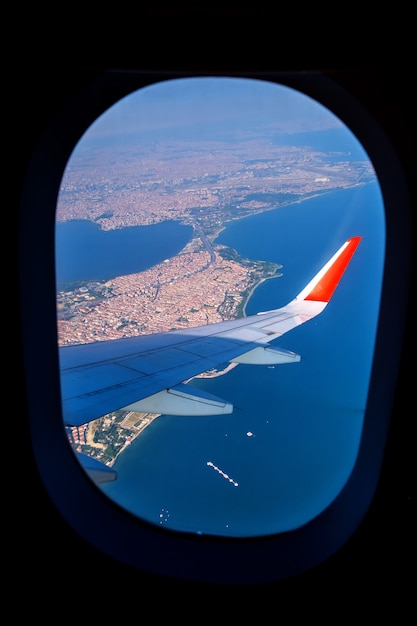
[56,77,384,537]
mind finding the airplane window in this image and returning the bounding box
[55,76,385,538]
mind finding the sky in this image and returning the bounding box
[82,76,345,144]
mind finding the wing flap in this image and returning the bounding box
[232,346,301,365]
[123,384,233,415]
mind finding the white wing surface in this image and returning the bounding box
[59,236,362,427]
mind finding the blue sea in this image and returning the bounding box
[60,182,385,537]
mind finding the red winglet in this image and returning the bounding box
[304,236,362,302]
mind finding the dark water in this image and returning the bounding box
[55,219,193,287]
[70,182,384,538]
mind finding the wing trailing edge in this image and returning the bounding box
[123,384,233,415]
[231,345,300,365]
[76,452,117,484]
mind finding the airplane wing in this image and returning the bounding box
[59,236,362,428]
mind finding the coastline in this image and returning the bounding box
[242,272,282,317]
[107,415,160,467]
[107,268,282,468]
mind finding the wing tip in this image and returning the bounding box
[303,235,362,303]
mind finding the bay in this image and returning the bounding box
[55,218,193,287]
